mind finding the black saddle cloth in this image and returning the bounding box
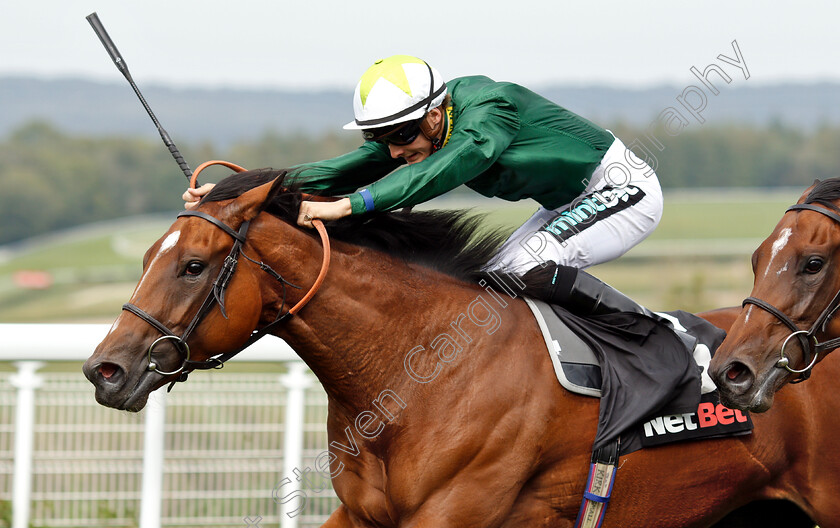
[551,307,720,452]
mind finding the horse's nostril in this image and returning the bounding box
[724,361,754,388]
[98,362,120,380]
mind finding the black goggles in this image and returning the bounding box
[362,117,424,146]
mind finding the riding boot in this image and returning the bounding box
[527,263,649,316]
[565,267,650,316]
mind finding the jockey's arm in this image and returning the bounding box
[344,95,520,214]
[182,142,399,209]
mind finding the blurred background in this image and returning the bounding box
[1,1,837,526]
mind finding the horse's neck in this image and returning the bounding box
[257,224,481,415]
[296,261,474,408]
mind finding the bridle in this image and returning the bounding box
[121,161,331,387]
[742,202,840,382]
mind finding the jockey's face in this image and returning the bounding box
[386,107,444,165]
[387,133,434,164]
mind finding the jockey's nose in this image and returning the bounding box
[388,143,406,159]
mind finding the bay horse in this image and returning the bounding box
[710,178,840,413]
[84,168,840,527]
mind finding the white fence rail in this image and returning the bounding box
[0,324,338,528]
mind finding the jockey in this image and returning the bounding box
[184,55,662,315]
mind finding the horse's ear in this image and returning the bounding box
[796,179,820,204]
[229,176,287,222]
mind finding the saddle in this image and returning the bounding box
[525,298,753,455]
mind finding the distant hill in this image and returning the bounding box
[2,77,840,147]
[0,77,350,147]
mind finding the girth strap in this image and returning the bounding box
[575,440,620,528]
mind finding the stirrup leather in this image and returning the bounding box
[574,441,619,528]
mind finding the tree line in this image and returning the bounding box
[0,120,835,245]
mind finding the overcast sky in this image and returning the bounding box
[0,1,836,91]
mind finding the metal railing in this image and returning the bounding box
[0,324,339,528]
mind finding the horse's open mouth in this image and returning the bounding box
[747,365,791,412]
[93,368,164,412]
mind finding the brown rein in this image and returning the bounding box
[289,219,330,315]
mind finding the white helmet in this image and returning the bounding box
[343,55,447,130]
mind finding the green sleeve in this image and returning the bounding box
[359,94,520,213]
[288,141,402,197]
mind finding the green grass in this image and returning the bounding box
[0,218,171,274]
[0,189,802,322]
[0,217,171,322]
[0,236,130,271]
[648,192,795,240]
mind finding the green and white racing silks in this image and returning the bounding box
[291,75,615,215]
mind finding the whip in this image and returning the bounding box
[86,12,193,180]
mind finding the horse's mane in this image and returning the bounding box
[804,178,840,209]
[202,168,512,283]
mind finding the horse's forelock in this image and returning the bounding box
[203,168,290,202]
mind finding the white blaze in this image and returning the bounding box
[130,230,181,301]
[106,315,121,336]
[110,230,181,335]
[763,228,792,278]
[159,230,181,252]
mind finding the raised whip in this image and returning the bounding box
[86,12,193,180]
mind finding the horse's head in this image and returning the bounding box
[83,171,291,411]
[711,179,840,412]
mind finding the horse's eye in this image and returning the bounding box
[804,257,824,274]
[185,261,205,276]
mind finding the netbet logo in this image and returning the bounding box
[644,401,749,438]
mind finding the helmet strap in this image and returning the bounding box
[420,108,443,140]
[422,103,452,153]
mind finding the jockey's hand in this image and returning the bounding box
[182,183,216,210]
[298,198,352,227]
